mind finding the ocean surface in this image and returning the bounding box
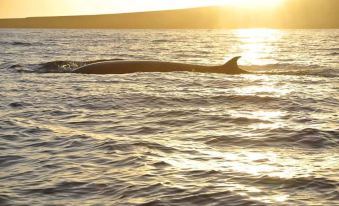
[0,29,338,206]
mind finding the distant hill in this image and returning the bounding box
[0,0,338,29]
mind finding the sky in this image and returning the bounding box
[0,0,284,19]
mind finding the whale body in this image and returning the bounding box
[73,56,248,74]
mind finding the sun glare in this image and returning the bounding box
[1,0,285,19]
[216,0,284,8]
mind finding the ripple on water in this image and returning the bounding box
[268,128,339,148]
[205,128,339,148]
[136,190,266,206]
[0,155,25,167]
[0,29,338,206]
[24,181,110,196]
[248,175,338,190]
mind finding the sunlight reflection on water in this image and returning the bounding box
[234,29,283,65]
[1,29,338,206]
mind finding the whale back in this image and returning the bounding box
[73,56,248,74]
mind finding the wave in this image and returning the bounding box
[328,52,339,56]
[314,47,339,51]
[22,179,265,206]
[241,174,338,192]
[186,169,338,191]
[12,41,34,46]
[0,155,25,167]
[24,180,110,195]
[1,41,37,46]
[244,64,339,78]
[206,128,339,149]
[137,191,264,206]
[0,194,11,206]
[152,39,169,43]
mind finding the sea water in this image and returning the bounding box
[0,29,338,205]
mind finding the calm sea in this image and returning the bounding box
[0,29,338,206]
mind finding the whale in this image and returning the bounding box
[73,56,248,74]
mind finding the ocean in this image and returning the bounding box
[0,29,338,206]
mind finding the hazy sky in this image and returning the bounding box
[0,0,284,18]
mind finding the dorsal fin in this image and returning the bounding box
[220,56,247,74]
[223,56,241,69]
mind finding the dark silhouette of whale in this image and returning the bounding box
[73,56,248,74]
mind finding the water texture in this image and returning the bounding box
[0,29,338,206]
